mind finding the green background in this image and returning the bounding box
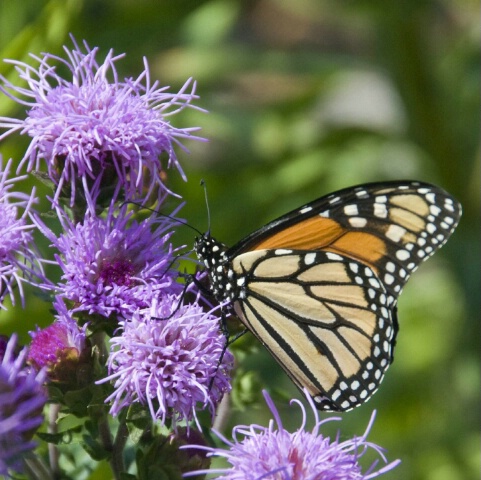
[0,1,479,479]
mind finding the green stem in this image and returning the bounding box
[47,403,60,477]
[111,419,129,476]
[23,453,53,480]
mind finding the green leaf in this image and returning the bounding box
[64,386,94,417]
[36,424,83,445]
[82,434,111,461]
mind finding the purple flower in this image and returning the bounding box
[0,37,205,210]
[0,158,45,307]
[100,295,233,425]
[0,335,47,475]
[28,299,89,384]
[35,204,182,319]
[184,390,400,479]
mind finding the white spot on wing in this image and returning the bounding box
[384,273,394,285]
[274,249,293,255]
[331,390,341,401]
[349,217,367,228]
[386,261,395,272]
[344,204,359,216]
[300,206,312,214]
[396,250,411,262]
[386,224,406,242]
[326,252,343,261]
[430,205,441,216]
[374,203,388,218]
[304,253,316,265]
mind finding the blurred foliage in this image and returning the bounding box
[0,1,479,479]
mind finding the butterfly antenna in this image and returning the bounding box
[200,179,211,235]
[121,200,203,236]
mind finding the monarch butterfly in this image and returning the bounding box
[194,181,461,411]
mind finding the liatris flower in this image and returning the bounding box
[0,335,47,475]
[35,203,182,320]
[0,37,205,211]
[27,299,89,384]
[184,390,400,479]
[0,158,44,307]
[100,295,233,425]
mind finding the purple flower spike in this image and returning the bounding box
[100,296,233,426]
[0,37,206,209]
[183,390,400,479]
[35,204,182,319]
[0,158,45,307]
[0,335,47,475]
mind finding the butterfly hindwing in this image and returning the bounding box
[232,248,397,411]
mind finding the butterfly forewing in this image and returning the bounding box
[195,180,461,411]
[230,181,461,298]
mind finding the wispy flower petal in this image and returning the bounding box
[100,296,233,426]
[35,203,182,319]
[0,37,206,209]
[0,158,45,307]
[0,335,47,475]
[183,390,400,479]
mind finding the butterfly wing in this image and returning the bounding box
[228,181,462,299]
[225,181,461,410]
[232,249,395,411]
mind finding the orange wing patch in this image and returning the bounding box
[251,216,344,251]
[326,231,386,268]
[251,216,386,273]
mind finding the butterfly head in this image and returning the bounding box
[194,233,229,269]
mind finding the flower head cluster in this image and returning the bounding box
[0,158,44,307]
[100,296,233,425]
[184,390,400,479]
[0,37,205,211]
[0,35,244,478]
[28,300,89,384]
[0,335,47,475]
[36,204,182,319]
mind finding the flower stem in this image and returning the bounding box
[23,453,53,480]
[47,403,60,476]
[111,419,129,476]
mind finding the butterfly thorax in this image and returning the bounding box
[194,234,242,303]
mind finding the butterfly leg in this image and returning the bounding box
[150,279,191,321]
